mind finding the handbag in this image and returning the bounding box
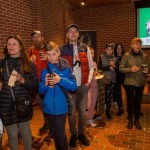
[5,60,32,120]
[15,97,32,119]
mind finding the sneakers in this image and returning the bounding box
[117,109,124,116]
[69,134,77,148]
[39,123,49,135]
[113,102,119,109]
[86,120,97,127]
[78,134,90,146]
[93,114,101,121]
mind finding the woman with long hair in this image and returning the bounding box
[0,35,38,150]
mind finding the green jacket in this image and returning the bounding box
[119,49,149,87]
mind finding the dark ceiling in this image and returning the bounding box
[65,0,134,8]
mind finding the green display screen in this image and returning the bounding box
[137,7,150,48]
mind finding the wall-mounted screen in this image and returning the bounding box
[137,7,150,48]
[135,0,150,49]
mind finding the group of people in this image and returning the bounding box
[98,38,149,131]
[0,24,149,150]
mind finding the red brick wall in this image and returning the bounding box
[75,3,150,62]
[0,0,76,57]
[0,0,34,57]
[0,1,150,61]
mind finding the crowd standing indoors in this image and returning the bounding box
[0,23,150,150]
[28,31,50,136]
[39,41,77,150]
[0,35,38,150]
[61,24,94,148]
[119,37,149,130]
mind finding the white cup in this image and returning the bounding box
[39,51,46,60]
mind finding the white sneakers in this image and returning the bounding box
[114,102,119,109]
[86,120,97,128]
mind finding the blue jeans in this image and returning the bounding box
[5,121,31,150]
[68,85,88,135]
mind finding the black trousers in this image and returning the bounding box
[124,85,144,120]
[105,82,115,111]
[46,113,69,150]
[113,78,125,109]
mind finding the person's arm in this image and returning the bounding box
[20,62,38,90]
[98,55,110,71]
[58,67,77,92]
[119,54,132,73]
[38,69,49,95]
[86,47,94,85]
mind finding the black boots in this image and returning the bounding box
[127,118,133,129]
[39,123,49,135]
[117,109,124,116]
[106,110,112,120]
[127,118,142,130]
[78,134,90,146]
[69,134,90,148]
[134,120,142,130]
[69,135,77,148]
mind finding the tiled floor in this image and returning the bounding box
[1,101,150,150]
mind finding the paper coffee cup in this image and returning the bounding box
[40,51,45,60]
[141,64,148,72]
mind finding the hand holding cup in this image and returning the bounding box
[30,55,36,62]
[40,51,46,60]
[141,64,149,74]
[8,69,18,87]
[131,66,140,72]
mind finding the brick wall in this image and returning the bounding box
[0,0,34,57]
[0,0,76,58]
[75,3,150,62]
[0,1,150,61]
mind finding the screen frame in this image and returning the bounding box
[135,1,150,50]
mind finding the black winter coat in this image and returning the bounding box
[0,56,38,126]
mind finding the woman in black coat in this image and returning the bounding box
[0,35,38,150]
[113,44,125,116]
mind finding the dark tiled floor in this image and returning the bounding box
[2,100,150,150]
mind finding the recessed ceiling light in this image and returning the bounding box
[81,0,86,6]
[81,2,85,5]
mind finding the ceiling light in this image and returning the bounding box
[81,2,85,5]
[81,0,86,6]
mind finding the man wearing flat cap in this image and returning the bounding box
[61,24,94,148]
[28,31,51,136]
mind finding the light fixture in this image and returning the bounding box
[81,0,86,6]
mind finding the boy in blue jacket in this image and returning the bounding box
[39,41,77,150]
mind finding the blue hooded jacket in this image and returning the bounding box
[39,58,77,115]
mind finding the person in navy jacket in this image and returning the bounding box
[39,41,77,150]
